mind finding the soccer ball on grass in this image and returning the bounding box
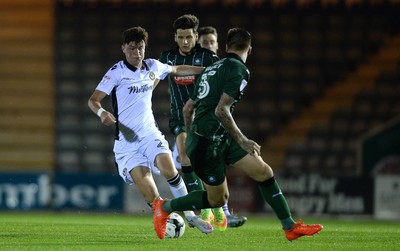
[165,212,185,238]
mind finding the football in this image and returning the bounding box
[165,212,185,238]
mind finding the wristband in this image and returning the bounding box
[97,107,106,117]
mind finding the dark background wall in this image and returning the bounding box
[0,0,398,215]
[54,1,400,175]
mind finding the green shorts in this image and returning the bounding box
[169,119,185,137]
[185,132,247,185]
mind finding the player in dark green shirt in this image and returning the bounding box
[153,28,323,241]
[159,45,217,138]
[159,14,226,231]
[197,25,248,228]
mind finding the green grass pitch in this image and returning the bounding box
[0,212,399,251]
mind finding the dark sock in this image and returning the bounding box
[181,165,205,192]
[258,177,295,230]
[163,190,210,212]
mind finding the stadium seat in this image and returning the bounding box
[53,1,400,176]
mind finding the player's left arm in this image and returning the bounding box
[215,93,260,156]
[170,65,204,76]
[183,98,195,132]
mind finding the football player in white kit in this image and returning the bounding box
[88,26,213,234]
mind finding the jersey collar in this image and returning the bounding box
[123,59,149,72]
[226,53,245,65]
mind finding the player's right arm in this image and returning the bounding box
[215,93,260,156]
[88,90,116,126]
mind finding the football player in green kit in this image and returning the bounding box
[159,14,227,231]
[153,28,323,241]
[197,25,248,228]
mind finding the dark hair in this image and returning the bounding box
[198,26,218,38]
[173,14,199,33]
[226,28,251,51]
[122,26,148,45]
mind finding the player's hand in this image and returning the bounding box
[100,111,117,126]
[239,138,261,156]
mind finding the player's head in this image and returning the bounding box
[122,26,148,45]
[121,26,148,66]
[198,26,219,54]
[226,28,251,54]
[173,14,199,55]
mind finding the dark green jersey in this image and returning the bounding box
[159,44,219,126]
[190,53,250,141]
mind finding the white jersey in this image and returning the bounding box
[96,59,172,153]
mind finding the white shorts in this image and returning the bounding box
[114,132,171,184]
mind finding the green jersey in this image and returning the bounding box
[190,53,250,141]
[159,44,219,134]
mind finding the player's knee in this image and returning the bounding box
[158,165,179,180]
[156,154,178,178]
[254,163,274,182]
[163,170,179,180]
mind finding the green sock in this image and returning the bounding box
[162,190,209,212]
[258,177,295,230]
[181,166,205,192]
